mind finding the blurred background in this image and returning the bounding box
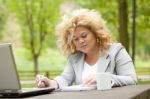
[0,0,149,87]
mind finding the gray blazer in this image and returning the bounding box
[54,43,137,88]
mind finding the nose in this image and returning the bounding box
[79,38,84,44]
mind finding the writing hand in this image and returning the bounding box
[35,74,50,88]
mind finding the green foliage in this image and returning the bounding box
[136,0,150,55]
[128,0,150,55]
[6,0,64,73]
[6,0,63,49]
[0,2,8,39]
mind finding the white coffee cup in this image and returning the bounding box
[96,73,114,90]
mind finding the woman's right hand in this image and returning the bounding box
[35,74,50,88]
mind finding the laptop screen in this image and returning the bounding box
[0,44,21,90]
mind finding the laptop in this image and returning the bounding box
[0,43,55,98]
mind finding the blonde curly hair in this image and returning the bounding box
[56,9,114,57]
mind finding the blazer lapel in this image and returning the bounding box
[97,52,110,73]
[73,54,85,84]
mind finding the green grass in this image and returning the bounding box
[136,68,150,75]
[14,47,67,71]
[135,55,150,75]
[137,80,150,84]
[135,55,150,68]
[22,84,36,88]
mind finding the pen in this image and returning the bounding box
[38,80,42,86]
[38,75,43,86]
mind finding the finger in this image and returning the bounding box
[35,75,40,82]
[82,78,93,86]
[38,82,45,88]
[36,75,50,87]
[40,77,49,87]
[85,79,93,86]
[82,79,90,85]
[37,80,42,87]
[86,78,96,86]
[35,75,46,86]
[35,76,40,83]
[84,76,96,86]
[36,74,44,82]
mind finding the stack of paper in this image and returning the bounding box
[61,85,96,91]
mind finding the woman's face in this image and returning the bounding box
[72,26,98,54]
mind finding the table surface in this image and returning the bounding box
[18,84,150,99]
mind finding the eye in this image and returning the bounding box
[81,33,87,38]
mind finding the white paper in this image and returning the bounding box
[61,85,96,91]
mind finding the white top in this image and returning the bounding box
[82,62,97,83]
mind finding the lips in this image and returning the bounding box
[81,44,87,48]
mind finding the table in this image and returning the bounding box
[25,84,150,99]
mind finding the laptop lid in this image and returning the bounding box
[0,43,55,98]
[0,43,21,91]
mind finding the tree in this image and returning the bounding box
[7,0,63,75]
[118,0,129,52]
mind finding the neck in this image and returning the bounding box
[85,47,100,65]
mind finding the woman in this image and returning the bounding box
[36,9,137,89]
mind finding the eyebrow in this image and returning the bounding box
[73,31,88,38]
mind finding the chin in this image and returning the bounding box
[79,47,90,53]
[81,49,89,54]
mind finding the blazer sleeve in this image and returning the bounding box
[54,58,75,89]
[110,46,137,86]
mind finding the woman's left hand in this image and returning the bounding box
[82,75,96,86]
